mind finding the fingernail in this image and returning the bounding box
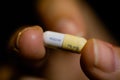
[16,26,43,47]
[93,39,115,72]
[16,26,45,59]
[55,19,85,36]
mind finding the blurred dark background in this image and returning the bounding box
[0,0,38,63]
[0,0,119,79]
[0,0,120,68]
[86,0,120,44]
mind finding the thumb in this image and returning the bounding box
[80,39,120,80]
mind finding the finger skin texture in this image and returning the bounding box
[9,26,46,60]
[36,0,89,80]
[8,0,119,80]
[81,39,120,80]
[17,26,45,60]
[37,0,86,36]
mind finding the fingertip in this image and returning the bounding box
[37,0,86,37]
[80,39,117,79]
[17,26,46,60]
[10,26,46,60]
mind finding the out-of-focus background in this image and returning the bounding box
[0,0,120,80]
[86,0,119,44]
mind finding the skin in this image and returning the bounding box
[4,0,120,80]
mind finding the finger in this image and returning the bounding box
[37,0,89,79]
[37,0,86,36]
[81,39,120,80]
[8,26,46,64]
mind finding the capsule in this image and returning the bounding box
[43,31,87,53]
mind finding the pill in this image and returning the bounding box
[43,31,87,53]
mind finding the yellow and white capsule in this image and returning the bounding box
[43,31,87,53]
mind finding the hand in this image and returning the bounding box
[5,0,120,80]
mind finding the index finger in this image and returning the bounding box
[37,0,86,36]
[37,0,116,44]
